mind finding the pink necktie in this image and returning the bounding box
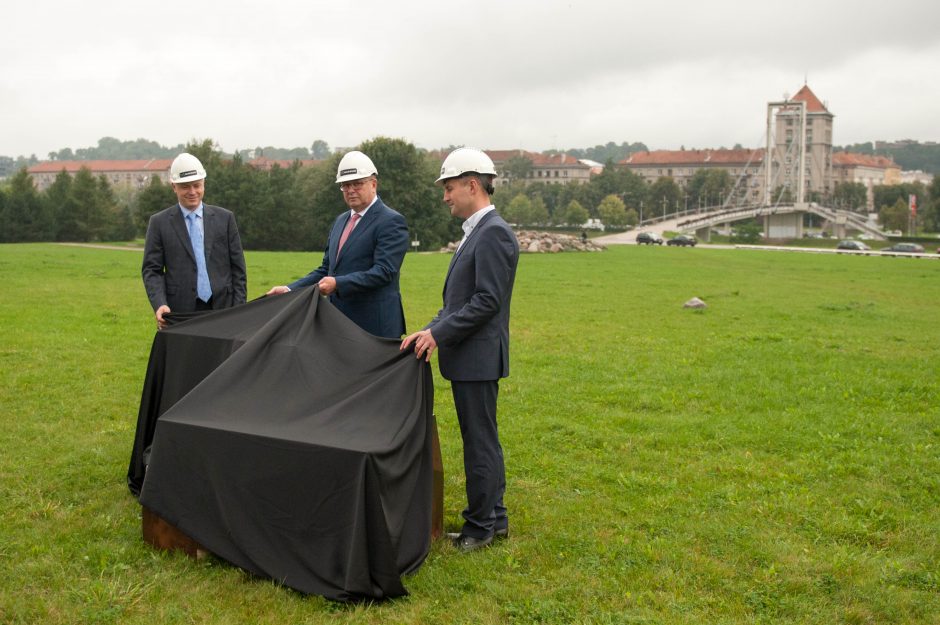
[336,213,360,257]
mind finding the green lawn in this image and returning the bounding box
[1,243,938,624]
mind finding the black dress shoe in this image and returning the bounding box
[451,533,493,552]
[446,527,509,541]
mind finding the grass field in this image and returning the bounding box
[1,242,938,624]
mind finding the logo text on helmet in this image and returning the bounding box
[179,170,197,177]
[339,168,358,176]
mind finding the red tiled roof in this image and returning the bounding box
[484,149,587,168]
[789,85,829,113]
[531,152,586,167]
[620,148,765,166]
[27,159,172,174]
[832,151,898,169]
[484,149,537,163]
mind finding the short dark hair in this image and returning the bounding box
[460,172,495,196]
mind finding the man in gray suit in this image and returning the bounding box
[401,148,519,552]
[142,153,247,329]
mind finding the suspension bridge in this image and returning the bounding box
[597,90,892,244]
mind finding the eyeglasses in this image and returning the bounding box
[339,179,368,191]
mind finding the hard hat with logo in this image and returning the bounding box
[436,147,498,183]
[335,151,378,183]
[169,153,207,184]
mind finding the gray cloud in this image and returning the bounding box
[3,0,939,157]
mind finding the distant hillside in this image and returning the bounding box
[837,140,940,174]
[8,136,938,176]
[45,137,188,161]
[27,137,326,164]
[235,147,315,160]
[547,141,649,164]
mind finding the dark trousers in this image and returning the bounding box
[451,380,507,539]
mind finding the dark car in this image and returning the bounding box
[836,240,870,251]
[667,234,697,247]
[636,232,664,245]
[883,243,926,254]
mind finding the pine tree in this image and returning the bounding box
[134,175,177,233]
[3,169,53,241]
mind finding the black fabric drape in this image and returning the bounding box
[131,287,434,600]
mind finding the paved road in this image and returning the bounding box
[594,218,685,245]
[591,231,939,259]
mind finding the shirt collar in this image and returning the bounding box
[351,195,379,219]
[462,204,495,236]
[180,203,205,218]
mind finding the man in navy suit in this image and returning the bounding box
[267,151,409,339]
[142,153,247,330]
[401,148,519,552]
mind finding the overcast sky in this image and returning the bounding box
[3,0,939,159]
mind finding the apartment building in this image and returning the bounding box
[27,159,172,192]
[485,150,592,186]
[832,151,901,210]
[619,148,766,203]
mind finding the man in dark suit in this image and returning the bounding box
[142,153,247,330]
[266,151,409,339]
[401,148,519,552]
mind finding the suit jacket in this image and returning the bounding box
[289,196,409,339]
[428,210,519,382]
[142,204,247,313]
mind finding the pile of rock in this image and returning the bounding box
[441,230,606,253]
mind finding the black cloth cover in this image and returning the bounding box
[132,287,434,601]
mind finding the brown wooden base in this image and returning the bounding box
[142,506,207,558]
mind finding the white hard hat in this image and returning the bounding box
[436,147,498,183]
[335,151,378,183]
[170,153,207,184]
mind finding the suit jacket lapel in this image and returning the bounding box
[329,212,350,267]
[444,210,496,289]
[335,199,382,266]
[202,205,215,263]
[171,206,196,263]
[345,201,379,250]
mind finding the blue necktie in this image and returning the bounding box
[186,212,212,303]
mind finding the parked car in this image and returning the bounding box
[667,234,697,247]
[836,240,870,251]
[636,232,664,245]
[883,243,926,254]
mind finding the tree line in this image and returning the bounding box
[0,138,463,250]
[872,182,939,232]
[2,139,939,248]
[0,137,337,180]
[550,141,649,164]
[488,161,939,234]
[838,140,940,175]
